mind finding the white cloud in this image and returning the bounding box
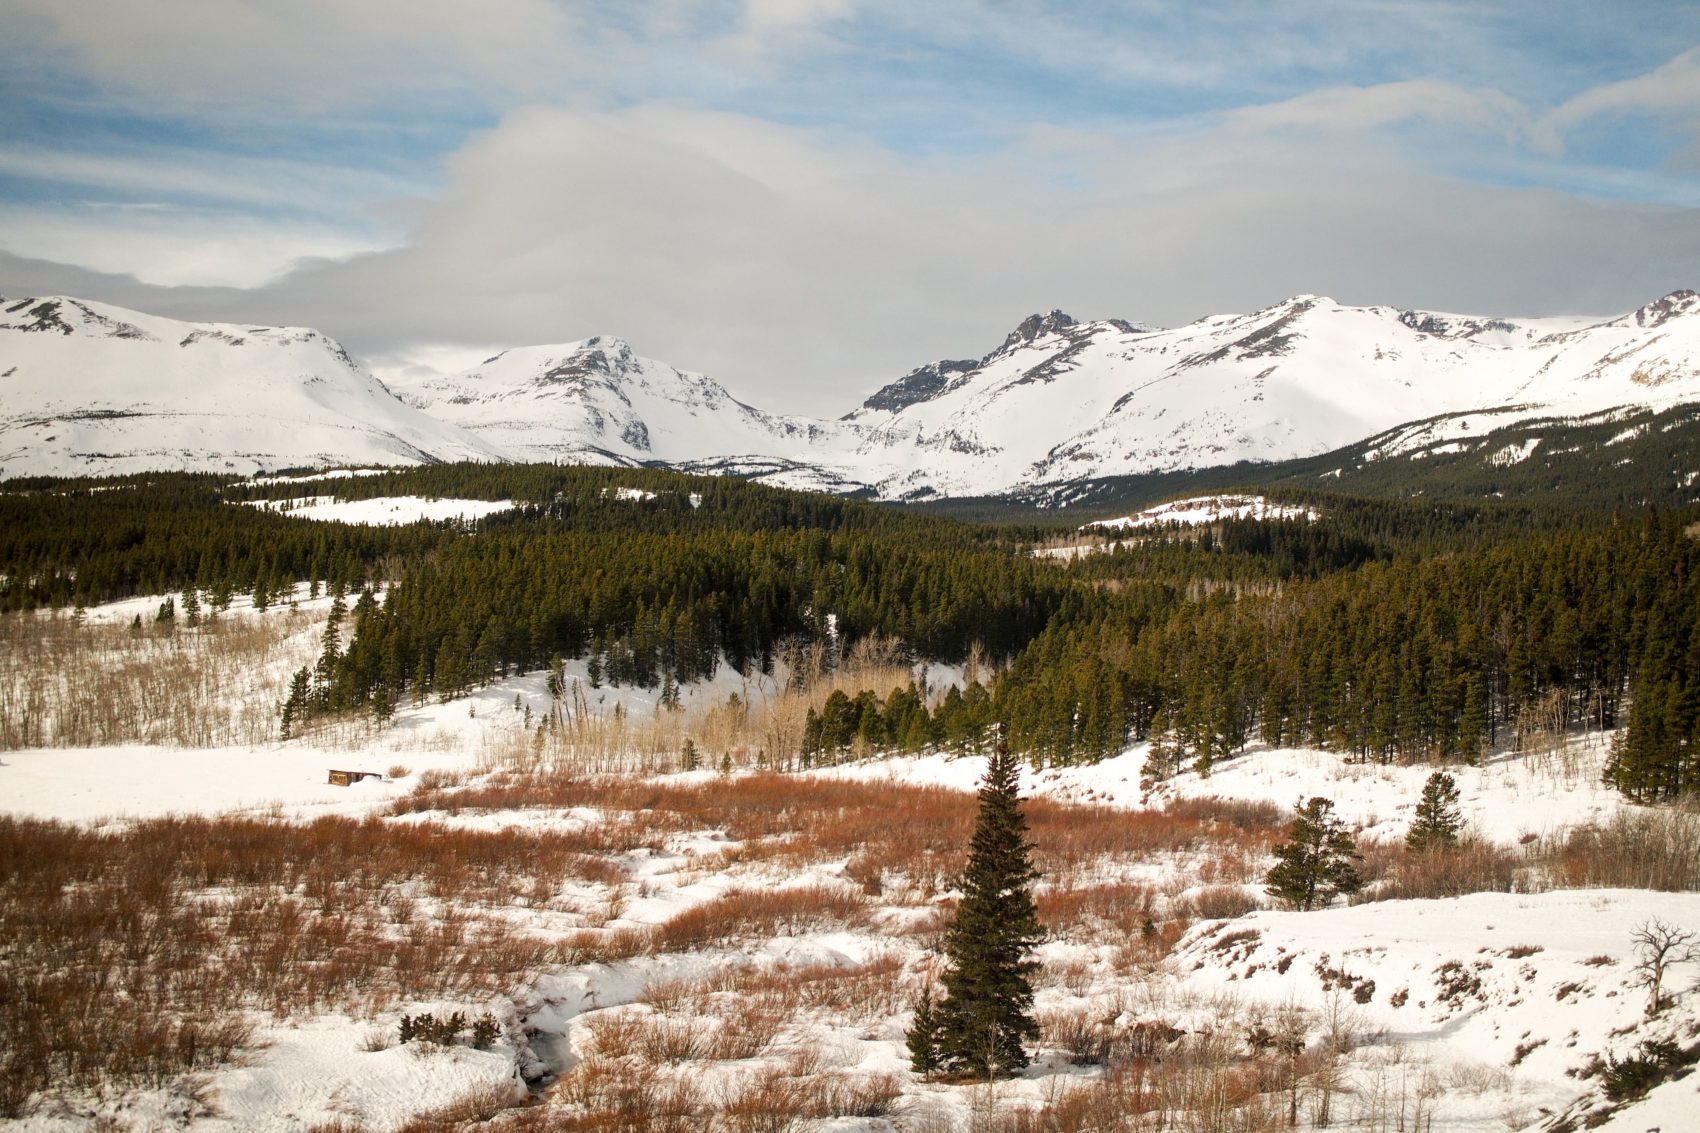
[211,102,1694,416]
[1226,79,1534,144]
[0,147,421,216]
[1,0,578,113]
[1549,45,1700,129]
[742,0,856,35]
[0,205,387,288]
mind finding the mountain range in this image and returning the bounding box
[4,289,1698,501]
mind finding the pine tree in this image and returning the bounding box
[931,732,1042,1078]
[1264,796,1363,911]
[1406,771,1463,852]
[905,985,942,1078]
[280,667,310,740]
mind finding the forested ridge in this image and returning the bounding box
[3,464,1696,799]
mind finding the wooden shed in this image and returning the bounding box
[327,769,380,787]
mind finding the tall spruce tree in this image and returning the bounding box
[926,730,1042,1078]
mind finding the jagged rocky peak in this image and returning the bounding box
[1634,289,1700,329]
[991,309,1078,357]
[853,358,979,416]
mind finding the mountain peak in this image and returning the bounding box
[2,295,155,342]
[1633,289,1699,329]
[987,309,1078,361]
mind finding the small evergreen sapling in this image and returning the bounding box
[905,985,942,1077]
[1406,771,1463,852]
[1264,796,1363,911]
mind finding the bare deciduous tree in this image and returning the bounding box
[1629,917,1699,1018]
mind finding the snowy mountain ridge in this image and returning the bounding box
[0,295,504,479]
[5,290,1700,498]
[831,289,1700,499]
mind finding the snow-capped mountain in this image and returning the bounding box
[837,291,1700,499]
[0,296,504,479]
[4,289,1698,498]
[389,335,849,468]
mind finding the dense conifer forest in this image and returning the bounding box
[3,462,1696,799]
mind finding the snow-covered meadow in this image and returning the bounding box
[3,592,1698,1132]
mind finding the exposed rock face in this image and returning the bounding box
[986,309,1079,362]
[1632,289,1700,329]
[853,359,979,416]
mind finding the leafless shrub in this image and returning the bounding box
[0,811,605,1110]
[636,1015,708,1064]
[655,884,867,950]
[1037,881,1155,941]
[816,1072,904,1118]
[639,974,709,1014]
[0,605,324,748]
[706,993,788,1060]
[1039,1005,1121,1066]
[1542,804,1700,891]
[1191,884,1261,920]
[1629,917,1700,1017]
[715,1065,816,1133]
[389,1082,527,1132]
[1359,836,1529,902]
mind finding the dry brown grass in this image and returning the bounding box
[0,755,1391,1124]
[0,812,615,1113]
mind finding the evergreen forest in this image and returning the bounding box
[3,461,1697,800]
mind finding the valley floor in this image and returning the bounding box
[2,594,1697,1133]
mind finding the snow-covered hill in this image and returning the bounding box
[0,296,505,479]
[389,335,850,469]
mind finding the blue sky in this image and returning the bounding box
[1,1,1697,411]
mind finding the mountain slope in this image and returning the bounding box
[0,296,505,479]
[840,292,1700,499]
[390,336,850,470]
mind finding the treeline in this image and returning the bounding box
[227,462,1056,544]
[0,477,420,611]
[312,526,1063,714]
[0,466,1042,612]
[995,509,1700,800]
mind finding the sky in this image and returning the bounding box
[1,1,1698,414]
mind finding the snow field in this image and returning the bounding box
[242,495,517,526]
